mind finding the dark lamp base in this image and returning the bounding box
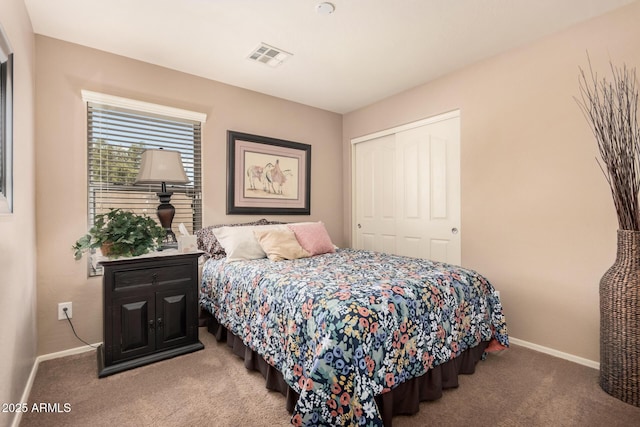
[156,190,177,249]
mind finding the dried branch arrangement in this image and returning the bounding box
[576,58,640,231]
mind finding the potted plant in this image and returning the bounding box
[72,208,166,260]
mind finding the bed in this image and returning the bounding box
[197,220,509,426]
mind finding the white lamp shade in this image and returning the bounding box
[135,149,189,185]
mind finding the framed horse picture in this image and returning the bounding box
[226,131,311,215]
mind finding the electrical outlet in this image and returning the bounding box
[58,302,72,320]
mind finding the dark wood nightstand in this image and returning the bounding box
[97,251,204,377]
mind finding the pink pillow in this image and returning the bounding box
[288,222,336,256]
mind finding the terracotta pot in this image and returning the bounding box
[100,242,114,257]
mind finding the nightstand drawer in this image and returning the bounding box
[113,264,192,290]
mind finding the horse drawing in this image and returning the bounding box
[262,163,275,193]
[246,165,264,190]
[264,159,292,195]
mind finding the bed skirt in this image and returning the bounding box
[205,313,489,426]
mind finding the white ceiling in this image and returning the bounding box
[24,0,637,113]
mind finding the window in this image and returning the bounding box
[0,25,13,214]
[82,91,206,275]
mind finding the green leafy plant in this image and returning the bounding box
[72,208,165,260]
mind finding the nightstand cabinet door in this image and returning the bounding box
[112,294,156,362]
[98,252,204,378]
[156,288,194,350]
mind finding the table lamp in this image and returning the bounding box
[135,148,189,248]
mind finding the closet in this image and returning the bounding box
[351,111,461,264]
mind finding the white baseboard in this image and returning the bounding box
[10,356,40,427]
[37,342,101,362]
[10,343,101,427]
[509,337,600,370]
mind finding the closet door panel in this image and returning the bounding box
[354,134,396,253]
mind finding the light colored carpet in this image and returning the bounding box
[20,328,640,426]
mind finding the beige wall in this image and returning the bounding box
[343,2,640,362]
[0,1,37,426]
[34,36,343,355]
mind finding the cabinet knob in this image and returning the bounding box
[151,273,159,285]
[157,317,163,328]
[148,319,155,330]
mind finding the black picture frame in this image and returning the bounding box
[227,131,311,215]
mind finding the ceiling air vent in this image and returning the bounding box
[248,43,292,67]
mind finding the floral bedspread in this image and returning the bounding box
[199,249,509,427]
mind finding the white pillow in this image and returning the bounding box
[212,224,287,262]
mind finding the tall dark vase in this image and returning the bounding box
[600,229,640,407]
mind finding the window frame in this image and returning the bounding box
[82,91,206,275]
[0,25,14,214]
